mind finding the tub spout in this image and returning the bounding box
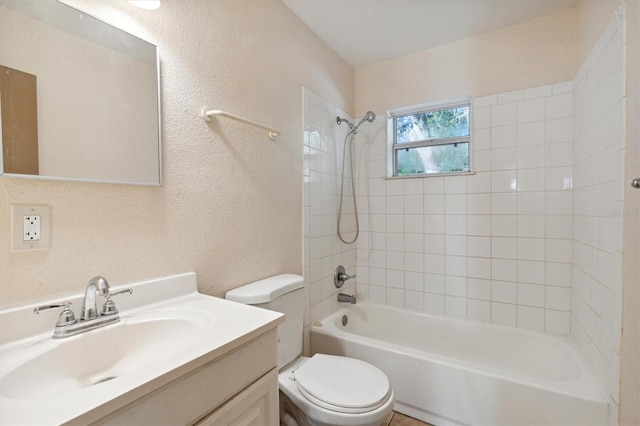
[338,293,356,304]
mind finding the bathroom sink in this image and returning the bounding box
[0,272,284,425]
[0,309,207,399]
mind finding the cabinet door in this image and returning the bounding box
[196,368,279,426]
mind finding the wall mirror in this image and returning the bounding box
[0,0,161,185]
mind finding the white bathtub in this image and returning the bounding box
[311,304,609,426]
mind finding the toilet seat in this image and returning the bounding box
[292,354,391,414]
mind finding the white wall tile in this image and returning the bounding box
[498,89,524,104]
[517,98,546,123]
[546,118,573,143]
[424,293,445,314]
[468,299,491,322]
[517,145,546,169]
[445,296,467,318]
[545,286,571,310]
[492,237,516,259]
[468,215,491,236]
[423,177,444,194]
[518,168,546,192]
[491,170,518,192]
[444,175,467,194]
[474,128,491,150]
[492,215,517,237]
[524,84,552,99]
[467,193,491,214]
[517,260,545,285]
[474,150,492,171]
[517,282,545,307]
[518,215,545,238]
[518,192,546,215]
[473,106,491,129]
[492,279,517,302]
[492,148,518,170]
[445,194,467,214]
[405,271,424,292]
[405,290,424,312]
[424,273,445,294]
[517,306,544,331]
[468,236,491,258]
[492,302,516,326]
[491,103,517,127]
[545,309,570,334]
[491,125,517,148]
[492,193,517,214]
[517,238,545,261]
[546,93,573,120]
[517,121,545,146]
[474,94,498,108]
[468,278,491,300]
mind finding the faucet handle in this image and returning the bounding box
[101,289,133,316]
[34,302,76,326]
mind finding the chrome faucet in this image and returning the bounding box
[337,293,356,304]
[34,276,132,339]
[81,276,110,320]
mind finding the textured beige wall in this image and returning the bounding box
[355,9,576,116]
[0,0,354,307]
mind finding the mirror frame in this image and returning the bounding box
[0,0,162,186]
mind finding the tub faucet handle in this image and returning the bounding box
[334,265,356,288]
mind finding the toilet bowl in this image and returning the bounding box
[279,355,394,426]
[225,274,394,426]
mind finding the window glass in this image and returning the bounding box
[390,101,471,177]
[396,143,469,176]
[396,106,469,143]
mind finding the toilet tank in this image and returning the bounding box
[225,274,304,369]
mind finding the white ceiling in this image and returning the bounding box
[281,0,578,68]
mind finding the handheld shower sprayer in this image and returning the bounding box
[354,111,376,133]
[335,110,377,245]
[336,111,376,134]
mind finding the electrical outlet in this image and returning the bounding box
[11,205,51,251]
[23,215,41,241]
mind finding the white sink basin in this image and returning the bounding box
[1,309,207,399]
[0,273,283,425]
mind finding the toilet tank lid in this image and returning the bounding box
[225,274,304,304]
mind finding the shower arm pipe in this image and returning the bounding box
[200,107,280,141]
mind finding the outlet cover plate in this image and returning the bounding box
[11,204,51,251]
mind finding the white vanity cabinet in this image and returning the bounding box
[92,329,279,426]
[0,273,284,425]
[196,368,278,425]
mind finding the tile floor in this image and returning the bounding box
[383,411,434,426]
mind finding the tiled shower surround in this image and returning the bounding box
[302,89,357,332]
[353,82,575,334]
[571,11,626,416]
[302,10,625,415]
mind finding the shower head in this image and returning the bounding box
[353,111,376,133]
[337,111,376,134]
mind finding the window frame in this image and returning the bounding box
[387,97,473,178]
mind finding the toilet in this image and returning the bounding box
[225,274,394,426]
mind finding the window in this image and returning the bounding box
[388,98,471,177]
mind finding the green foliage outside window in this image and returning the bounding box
[393,102,470,177]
